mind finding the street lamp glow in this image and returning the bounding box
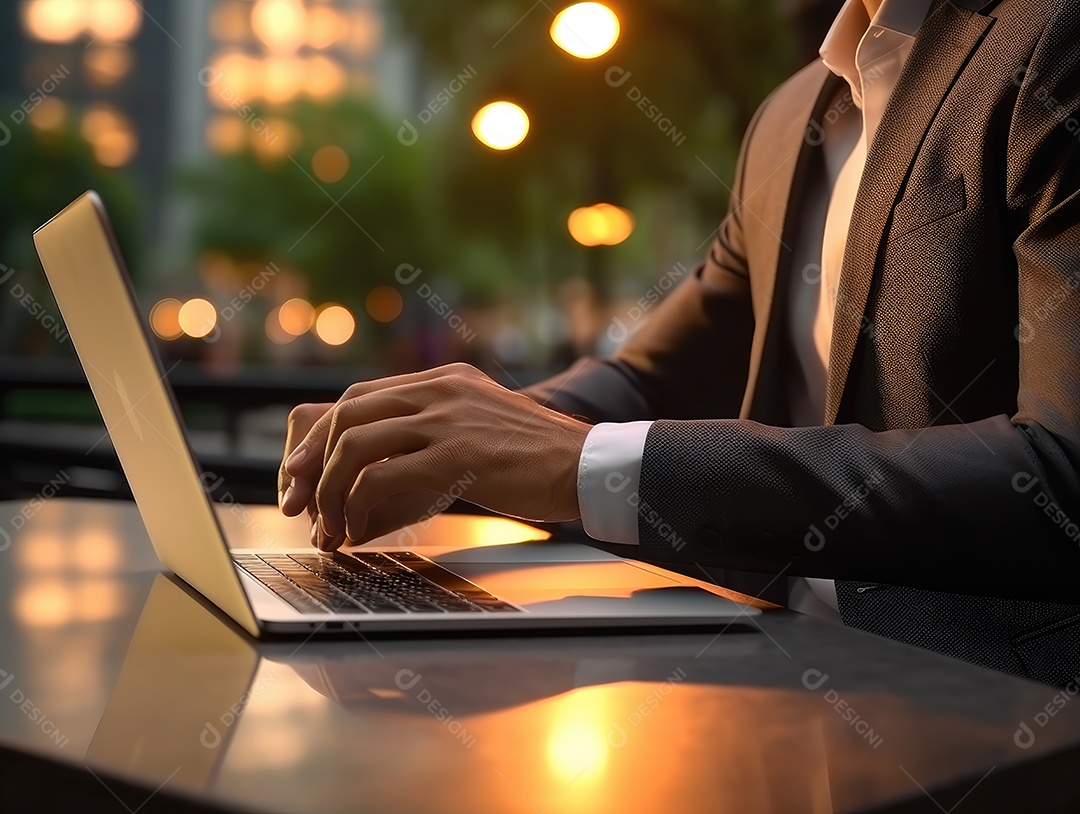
[567,203,635,246]
[177,298,218,338]
[550,3,620,59]
[315,304,355,346]
[150,298,184,340]
[471,102,530,151]
[278,298,316,336]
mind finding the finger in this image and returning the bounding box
[343,489,444,546]
[315,417,430,538]
[285,364,479,478]
[341,451,446,546]
[279,403,333,512]
[322,382,446,463]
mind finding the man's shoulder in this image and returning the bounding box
[755,59,832,123]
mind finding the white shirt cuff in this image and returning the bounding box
[576,421,654,545]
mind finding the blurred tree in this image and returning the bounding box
[180,98,435,304]
[391,0,796,296]
[0,107,141,273]
[0,105,141,357]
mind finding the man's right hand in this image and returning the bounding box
[278,402,446,548]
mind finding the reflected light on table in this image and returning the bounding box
[14,579,74,628]
[15,528,122,575]
[546,689,611,784]
[224,663,331,771]
[14,577,127,627]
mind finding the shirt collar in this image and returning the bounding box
[819,0,934,99]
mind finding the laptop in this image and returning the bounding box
[32,191,760,637]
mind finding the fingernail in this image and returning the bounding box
[280,485,294,510]
[286,443,309,469]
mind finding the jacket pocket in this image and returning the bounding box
[891,175,967,239]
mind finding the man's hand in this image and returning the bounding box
[278,363,591,550]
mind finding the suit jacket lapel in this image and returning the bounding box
[823,1,995,425]
[742,65,839,422]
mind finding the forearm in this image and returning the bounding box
[632,415,1080,602]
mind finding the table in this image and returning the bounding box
[0,498,1077,813]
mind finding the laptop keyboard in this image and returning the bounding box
[233,550,520,616]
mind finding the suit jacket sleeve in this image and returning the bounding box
[637,17,1080,603]
[521,105,764,424]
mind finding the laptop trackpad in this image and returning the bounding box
[449,561,734,618]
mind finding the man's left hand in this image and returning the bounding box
[280,363,591,550]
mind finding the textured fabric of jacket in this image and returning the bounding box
[525,0,1080,687]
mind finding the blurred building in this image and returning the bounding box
[3,0,404,275]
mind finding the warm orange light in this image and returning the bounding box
[567,203,635,247]
[150,298,185,340]
[209,1,250,42]
[86,0,142,42]
[305,56,347,100]
[550,3,620,59]
[207,52,259,105]
[28,97,65,131]
[252,0,307,54]
[311,145,349,183]
[72,528,123,573]
[94,129,138,167]
[348,7,381,54]
[178,298,218,338]
[262,56,304,105]
[471,102,530,151]
[81,104,138,167]
[14,579,75,628]
[278,297,316,336]
[306,6,345,49]
[365,286,403,324]
[206,115,248,154]
[252,118,300,163]
[21,0,85,43]
[75,579,125,622]
[265,309,297,345]
[314,304,355,346]
[85,44,134,86]
[546,690,611,782]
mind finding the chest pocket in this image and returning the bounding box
[891,175,967,239]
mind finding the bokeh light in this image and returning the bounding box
[306,6,346,49]
[265,309,297,345]
[86,0,142,43]
[150,298,184,341]
[471,101,530,151]
[84,45,134,86]
[311,145,350,183]
[21,0,90,43]
[178,298,218,339]
[251,0,307,54]
[278,298,316,336]
[21,0,143,43]
[28,97,66,131]
[80,104,138,167]
[206,115,248,154]
[305,56,347,100]
[567,203,636,247]
[550,3,620,59]
[365,286,403,324]
[314,304,355,346]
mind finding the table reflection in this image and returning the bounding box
[83,567,1035,814]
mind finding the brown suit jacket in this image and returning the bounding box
[527,0,1080,685]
